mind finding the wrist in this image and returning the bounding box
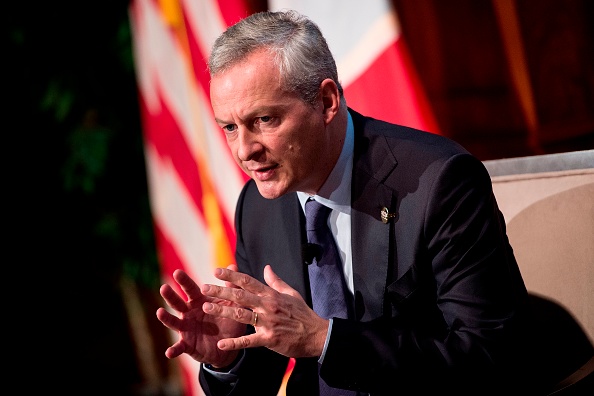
[204,351,242,372]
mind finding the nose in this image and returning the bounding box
[236,128,263,162]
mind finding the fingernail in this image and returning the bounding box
[204,303,213,311]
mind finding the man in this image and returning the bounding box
[156,10,531,395]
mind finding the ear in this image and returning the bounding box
[319,78,341,125]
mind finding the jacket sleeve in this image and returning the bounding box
[199,180,290,396]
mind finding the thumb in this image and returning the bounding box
[263,265,303,300]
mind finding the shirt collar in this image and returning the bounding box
[298,111,354,214]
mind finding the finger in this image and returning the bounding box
[201,282,260,309]
[227,264,238,271]
[223,264,239,288]
[160,284,189,313]
[213,267,270,297]
[217,333,263,351]
[165,340,187,359]
[173,269,204,301]
[203,301,256,326]
[264,265,303,299]
[156,307,184,331]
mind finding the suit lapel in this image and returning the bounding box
[270,193,309,300]
[272,110,402,321]
[350,112,399,321]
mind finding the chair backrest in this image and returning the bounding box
[483,149,594,394]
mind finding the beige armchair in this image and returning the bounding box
[484,149,594,395]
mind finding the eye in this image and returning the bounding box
[222,124,237,133]
[258,116,272,123]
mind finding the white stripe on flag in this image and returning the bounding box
[144,144,217,287]
[270,0,399,86]
[182,0,227,59]
[131,0,244,227]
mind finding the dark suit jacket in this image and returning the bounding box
[200,109,530,395]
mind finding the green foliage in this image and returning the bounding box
[63,120,113,194]
[12,2,161,288]
[41,79,75,122]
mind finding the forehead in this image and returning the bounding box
[210,51,294,116]
[211,50,280,92]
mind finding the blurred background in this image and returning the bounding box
[8,0,593,395]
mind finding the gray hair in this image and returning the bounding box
[208,10,344,106]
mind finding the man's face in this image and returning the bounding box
[210,50,333,199]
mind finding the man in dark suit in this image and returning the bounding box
[156,10,531,395]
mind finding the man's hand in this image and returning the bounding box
[156,265,246,368]
[201,264,329,358]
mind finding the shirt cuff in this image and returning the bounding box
[318,318,333,365]
[202,350,245,385]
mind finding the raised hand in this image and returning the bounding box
[201,264,330,358]
[156,265,246,368]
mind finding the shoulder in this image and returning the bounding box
[349,108,468,159]
[349,108,481,178]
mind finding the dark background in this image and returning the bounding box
[8,0,593,394]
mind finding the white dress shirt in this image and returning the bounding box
[297,112,354,363]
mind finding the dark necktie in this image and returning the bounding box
[305,198,356,396]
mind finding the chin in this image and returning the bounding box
[255,180,288,200]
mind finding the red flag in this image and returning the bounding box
[129,0,252,394]
[269,0,440,133]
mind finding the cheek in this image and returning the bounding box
[228,142,246,169]
[281,130,321,166]
[278,140,303,164]
[265,134,292,158]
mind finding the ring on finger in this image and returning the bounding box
[252,311,258,327]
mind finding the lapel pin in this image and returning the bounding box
[381,207,397,224]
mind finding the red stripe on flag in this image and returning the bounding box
[179,11,211,100]
[179,360,197,396]
[153,223,186,291]
[138,95,237,254]
[344,39,440,134]
[180,1,258,180]
[216,0,252,27]
[140,97,203,213]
